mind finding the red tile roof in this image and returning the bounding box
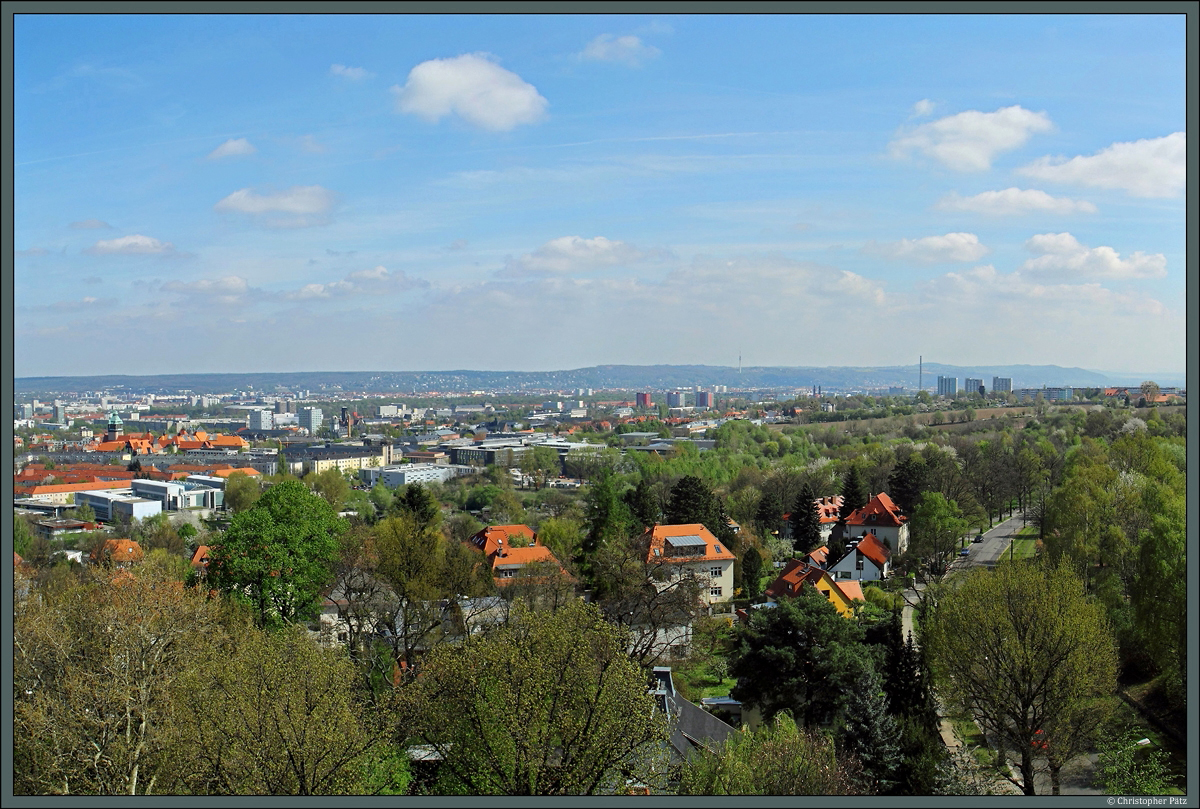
[469,524,538,557]
[764,559,826,600]
[845,492,906,528]
[644,524,735,565]
[851,533,891,568]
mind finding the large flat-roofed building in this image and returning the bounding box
[130,479,223,510]
[992,376,1012,394]
[358,463,473,488]
[1014,387,1074,402]
[299,406,323,434]
[964,378,984,396]
[73,489,162,522]
[937,376,958,397]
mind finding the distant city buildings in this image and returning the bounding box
[992,377,1012,394]
[635,392,653,408]
[963,378,984,397]
[248,409,274,430]
[666,391,685,408]
[695,391,714,409]
[937,376,958,397]
[299,406,323,434]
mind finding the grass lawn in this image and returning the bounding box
[951,716,995,767]
[1001,525,1039,561]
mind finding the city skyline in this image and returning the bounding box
[14,13,1187,377]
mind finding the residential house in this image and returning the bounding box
[644,524,736,606]
[779,494,843,544]
[844,491,909,554]
[825,533,892,582]
[90,538,144,568]
[466,524,571,587]
[762,559,863,618]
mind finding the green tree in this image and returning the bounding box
[368,482,395,518]
[754,489,783,540]
[397,482,441,527]
[924,561,1118,795]
[906,492,968,578]
[14,515,36,558]
[208,480,345,628]
[309,467,351,512]
[788,484,822,556]
[399,600,670,795]
[521,445,561,490]
[14,565,232,795]
[223,471,261,513]
[171,626,392,795]
[678,712,860,795]
[741,546,765,599]
[582,467,632,558]
[730,588,872,727]
[1094,729,1178,796]
[1129,481,1186,699]
[840,667,901,793]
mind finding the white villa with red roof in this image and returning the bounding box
[844,492,909,554]
[826,533,892,582]
[644,524,736,605]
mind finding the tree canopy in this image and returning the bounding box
[208,480,345,627]
[924,561,1118,795]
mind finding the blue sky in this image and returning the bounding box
[13,13,1186,377]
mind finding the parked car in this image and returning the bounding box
[959,547,971,557]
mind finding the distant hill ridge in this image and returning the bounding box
[13,364,1183,395]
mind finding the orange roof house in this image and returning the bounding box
[90,539,144,567]
[643,524,736,604]
[468,524,538,557]
[826,533,893,582]
[844,492,910,554]
[763,559,862,618]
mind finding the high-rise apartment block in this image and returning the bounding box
[695,391,714,409]
[666,391,685,408]
[964,378,984,396]
[248,409,274,430]
[636,392,653,408]
[992,377,1012,394]
[299,407,323,434]
[937,376,958,397]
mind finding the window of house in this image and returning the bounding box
[837,570,851,579]
[709,567,722,578]
[709,586,722,597]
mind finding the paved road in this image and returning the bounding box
[947,512,1028,571]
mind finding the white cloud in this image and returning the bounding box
[910,99,935,118]
[1018,233,1166,281]
[162,275,251,306]
[578,34,661,67]
[1018,132,1185,198]
[282,266,427,300]
[214,185,337,228]
[502,236,662,277]
[15,247,48,256]
[935,187,1097,216]
[864,232,988,264]
[85,234,176,255]
[69,218,112,229]
[330,63,373,80]
[207,138,257,160]
[392,53,548,131]
[889,105,1054,171]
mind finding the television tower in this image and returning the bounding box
[919,355,923,393]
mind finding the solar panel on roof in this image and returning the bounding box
[665,535,707,548]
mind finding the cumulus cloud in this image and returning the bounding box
[1018,132,1185,198]
[910,99,935,118]
[330,63,373,80]
[69,218,112,229]
[282,266,428,300]
[1018,233,1166,281]
[392,53,548,131]
[501,236,664,277]
[889,105,1054,171]
[214,185,338,228]
[578,34,661,67]
[161,275,251,306]
[935,187,1097,216]
[85,234,176,255]
[207,138,257,159]
[864,232,988,264]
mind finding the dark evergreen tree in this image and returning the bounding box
[789,484,822,555]
[666,475,721,529]
[399,483,440,526]
[754,489,784,539]
[730,588,873,727]
[839,465,868,521]
[840,667,902,793]
[624,478,661,529]
[582,468,633,559]
[741,546,764,599]
[887,454,926,516]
